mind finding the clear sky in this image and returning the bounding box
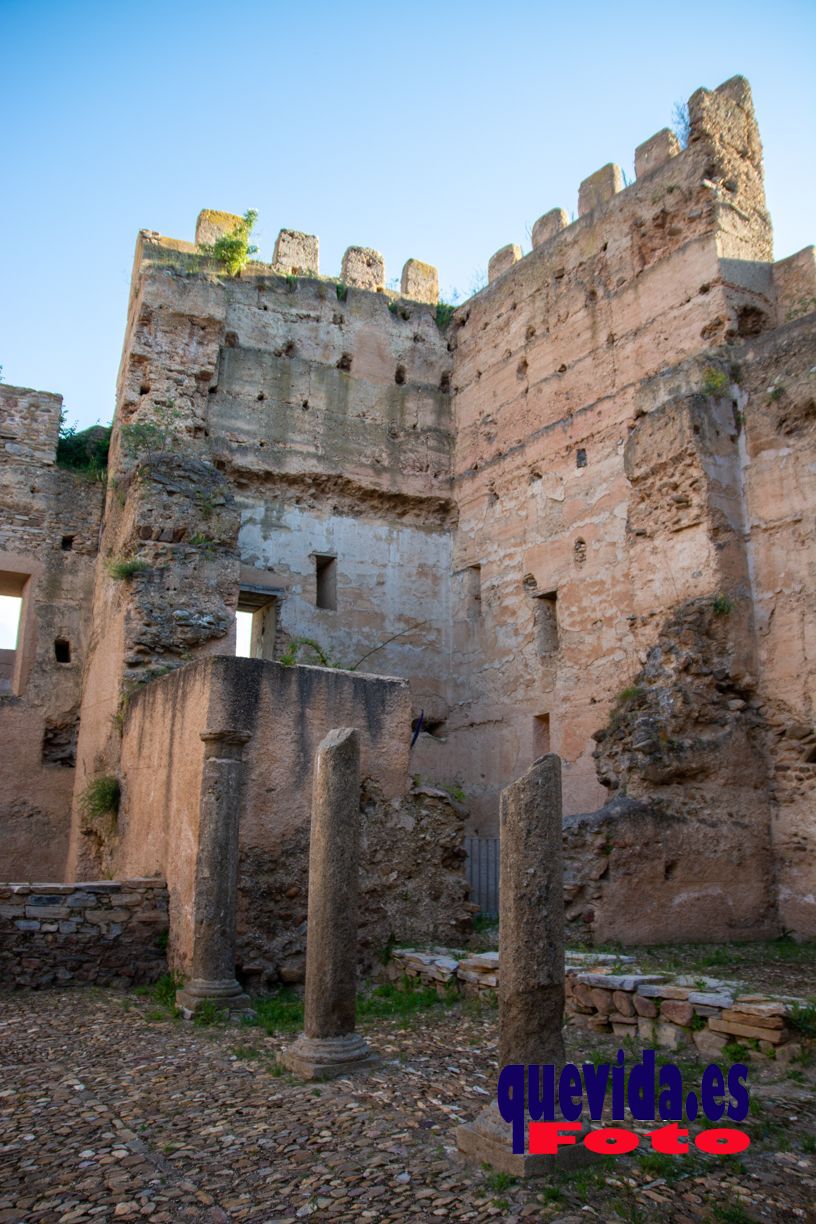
[1,0,814,430]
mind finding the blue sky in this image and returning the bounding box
[1,0,814,430]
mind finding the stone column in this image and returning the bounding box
[457,754,583,1175]
[176,729,253,1019]
[282,727,376,1079]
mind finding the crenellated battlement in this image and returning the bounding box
[129,77,782,325]
[136,210,442,307]
[483,75,771,289]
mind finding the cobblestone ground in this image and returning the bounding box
[1,988,815,1223]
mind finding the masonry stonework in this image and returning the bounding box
[0,879,167,989]
[1,74,814,955]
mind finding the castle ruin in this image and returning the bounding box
[1,76,814,980]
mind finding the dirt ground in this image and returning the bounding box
[1,974,815,1224]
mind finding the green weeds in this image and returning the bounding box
[108,556,150,580]
[198,210,258,277]
[702,367,729,397]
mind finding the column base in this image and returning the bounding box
[456,1102,596,1177]
[280,1032,378,1080]
[176,978,255,1021]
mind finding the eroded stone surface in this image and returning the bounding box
[341,246,385,290]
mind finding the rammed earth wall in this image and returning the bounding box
[0,878,168,988]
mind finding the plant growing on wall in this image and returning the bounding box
[198,210,259,276]
[279,637,342,668]
[56,411,112,478]
[702,367,729,397]
[120,399,182,456]
[435,301,456,329]
[81,774,120,818]
[108,556,150,580]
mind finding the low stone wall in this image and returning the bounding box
[386,948,809,1063]
[0,879,168,989]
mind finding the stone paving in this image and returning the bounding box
[1,988,815,1222]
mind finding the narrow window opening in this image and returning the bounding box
[61,535,75,551]
[576,448,587,468]
[533,713,551,758]
[315,555,337,611]
[574,538,587,566]
[0,595,23,651]
[235,610,253,657]
[54,637,71,664]
[534,590,559,654]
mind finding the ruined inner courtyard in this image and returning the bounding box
[2,64,816,1224]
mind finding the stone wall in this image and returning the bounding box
[0,878,167,989]
[67,229,456,873]
[387,949,808,1065]
[444,76,775,830]
[0,384,104,879]
[4,72,815,942]
[110,656,470,985]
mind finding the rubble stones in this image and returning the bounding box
[386,946,803,1061]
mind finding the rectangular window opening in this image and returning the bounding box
[534,590,559,655]
[315,554,337,611]
[236,593,278,660]
[0,573,28,696]
[533,713,551,759]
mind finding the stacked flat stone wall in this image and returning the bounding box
[0,878,168,989]
[386,948,809,1064]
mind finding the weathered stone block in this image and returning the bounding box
[531,209,568,248]
[612,990,636,1017]
[487,244,521,284]
[732,1000,788,1017]
[589,987,614,1014]
[655,1022,689,1050]
[634,994,658,1019]
[709,1017,787,1044]
[341,247,385,291]
[578,164,623,216]
[635,129,680,180]
[577,973,665,990]
[84,908,131,924]
[273,230,319,277]
[720,1008,785,1030]
[687,991,735,1008]
[400,259,438,304]
[693,1028,728,1058]
[195,210,243,247]
[25,905,69,920]
[637,984,691,1000]
[660,1000,694,1026]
